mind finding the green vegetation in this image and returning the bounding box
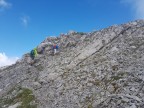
[111,76,123,81]
[0,87,37,108]
[84,38,90,41]
[85,95,94,108]
[117,72,127,76]
[16,88,36,108]
[88,103,93,108]
[111,83,119,92]
[111,72,126,81]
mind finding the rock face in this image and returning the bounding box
[0,20,144,108]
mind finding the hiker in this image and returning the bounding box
[29,48,38,65]
[52,44,59,55]
[30,48,38,60]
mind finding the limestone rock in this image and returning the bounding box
[0,20,144,108]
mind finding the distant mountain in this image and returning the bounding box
[0,20,144,108]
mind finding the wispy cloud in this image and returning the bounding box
[0,0,11,10]
[121,0,144,19]
[0,53,19,67]
[21,15,30,27]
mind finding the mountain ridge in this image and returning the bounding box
[0,19,144,108]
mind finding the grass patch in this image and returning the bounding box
[111,76,123,81]
[0,98,14,105]
[88,79,101,86]
[15,88,36,108]
[111,83,119,92]
[0,87,37,108]
[84,38,90,41]
[88,103,93,108]
[117,72,127,76]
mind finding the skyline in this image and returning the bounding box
[0,0,144,67]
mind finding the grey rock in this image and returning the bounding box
[0,20,144,108]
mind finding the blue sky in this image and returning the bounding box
[0,0,144,67]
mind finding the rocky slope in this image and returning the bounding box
[0,20,144,108]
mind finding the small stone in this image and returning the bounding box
[122,98,129,102]
[77,77,80,80]
[131,46,136,49]
[107,84,115,93]
[101,92,105,96]
[33,82,41,89]
[130,87,135,91]
[117,100,121,105]
[87,83,93,87]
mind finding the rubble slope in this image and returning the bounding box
[0,20,144,108]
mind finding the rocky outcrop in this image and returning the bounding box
[0,20,144,108]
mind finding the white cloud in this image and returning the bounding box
[0,53,19,67]
[0,0,11,9]
[121,0,144,19]
[21,15,30,27]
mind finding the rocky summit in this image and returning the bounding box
[0,20,144,108]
